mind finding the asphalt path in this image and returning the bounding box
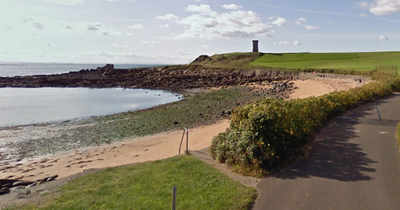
[253,93,400,210]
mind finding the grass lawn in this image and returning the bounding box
[251,51,400,73]
[7,155,257,210]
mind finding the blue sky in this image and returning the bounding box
[0,0,399,64]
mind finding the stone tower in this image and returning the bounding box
[252,40,259,52]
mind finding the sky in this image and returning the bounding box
[1,0,400,64]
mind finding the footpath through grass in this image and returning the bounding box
[6,155,257,210]
[251,51,400,72]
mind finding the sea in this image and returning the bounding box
[0,63,181,127]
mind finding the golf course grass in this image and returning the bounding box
[6,156,257,210]
[251,51,400,73]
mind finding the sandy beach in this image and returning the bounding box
[0,75,363,182]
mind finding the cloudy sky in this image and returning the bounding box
[1,0,399,64]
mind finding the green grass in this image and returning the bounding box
[7,156,257,210]
[251,51,400,72]
[192,52,261,69]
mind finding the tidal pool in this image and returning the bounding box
[0,88,181,127]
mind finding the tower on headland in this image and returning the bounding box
[252,40,259,52]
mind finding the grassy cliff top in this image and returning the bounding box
[191,51,400,74]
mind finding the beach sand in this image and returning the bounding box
[0,76,362,181]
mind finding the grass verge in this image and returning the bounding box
[6,155,257,210]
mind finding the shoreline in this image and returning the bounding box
[0,64,299,92]
[0,75,363,182]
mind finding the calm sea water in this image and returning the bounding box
[0,63,180,127]
[0,63,165,77]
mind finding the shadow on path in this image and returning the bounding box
[273,98,394,182]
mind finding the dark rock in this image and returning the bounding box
[0,65,299,92]
[0,187,10,195]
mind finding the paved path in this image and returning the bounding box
[253,93,400,210]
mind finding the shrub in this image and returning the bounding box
[210,77,400,177]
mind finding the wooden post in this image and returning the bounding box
[375,102,382,121]
[185,128,189,155]
[179,129,186,155]
[172,186,176,210]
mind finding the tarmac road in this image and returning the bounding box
[253,93,400,210]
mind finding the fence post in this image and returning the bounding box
[375,102,382,121]
[172,186,176,210]
[179,129,186,155]
[185,128,189,155]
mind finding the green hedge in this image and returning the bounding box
[210,77,400,177]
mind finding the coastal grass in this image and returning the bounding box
[6,155,257,210]
[192,52,261,69]
[251,52,400,72]
[20,86,271,158]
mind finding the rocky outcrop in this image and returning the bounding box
[0,64,299,92]
[267,81,298,99]
[0,175,58,196]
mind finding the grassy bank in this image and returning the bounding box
[251,52,400,73]
[15,86,271,159]
[5,155,257,210]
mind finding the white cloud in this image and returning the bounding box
[112,43,129,48]
[155,14,179,21]
[186,4,211,13]
[159,24,170,28]
[106,0,135,2]
[222,4,243,10]
[273,41,302,46]
[295,17,318,30]
[46,0,135,5]
[271,17,287,27]
[304,25,318,30]
[359,13,368,17]
[128,24,144,29]
[379,35,389,41]
[359,0,400,15]
[142,41,158,45]
[273,41,291,46]
[175,4,272,39]
[45,0,87,6]
[293,41,302,46]
[75,21,128,36]
[296,17,307,25]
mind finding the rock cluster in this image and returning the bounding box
[0,65,299,92]
[267,81,298,99]
[0,175,58,196]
